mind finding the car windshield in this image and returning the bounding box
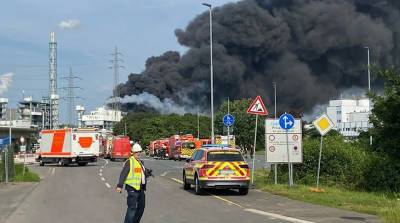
[207,151,244,162]
[182,142,195,149]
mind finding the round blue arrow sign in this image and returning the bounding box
[223,114,235,127]
[279,113,295,130]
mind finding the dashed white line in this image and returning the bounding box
[160,171,169,177]
[101,177,105,181]
[51,168,55,175]
[105,183,111,188]
[99,169,103,172]
[171,178,183,184]
[99,173,102,176]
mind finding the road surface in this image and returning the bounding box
[2,157,380,223]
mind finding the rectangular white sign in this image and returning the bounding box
[265,119,303,163]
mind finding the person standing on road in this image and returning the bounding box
[116,143,148,223]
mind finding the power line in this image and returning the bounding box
[61,67,83,127]
[109,46,125,111]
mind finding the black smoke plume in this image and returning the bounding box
[117,0,400,115]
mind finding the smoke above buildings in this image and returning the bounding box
[0,72,14,95]
[116,0,400,115]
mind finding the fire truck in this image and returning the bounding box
[110,136,131,161]
[168,134,195,160]
[149,139,170,159]
[37,128,100,166]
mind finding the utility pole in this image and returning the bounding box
[273,82,278,184]
[365,47,372,146]
[62,67,82,127]
[197,107,200,139]
[202,3,214,144]
[110,47,125,113]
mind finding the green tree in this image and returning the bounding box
[215,99,265,150]
[369,68,400,159]
[114,112,211,146]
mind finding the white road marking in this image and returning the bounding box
[171,178,183,184]
[169,177,314,222]
[105,183,111,188]
[210,194,243,208]
[244,209,315,223]
[160,171,169,177]
[99,169,103,172]
[51,168,55,175]
[101,177,105,181]
[99,173,102,176]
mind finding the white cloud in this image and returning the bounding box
[0,72,14,95]
[59,19,81,29]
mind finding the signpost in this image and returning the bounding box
[279,113,295,186]
[20,136,26,176]
[223,113,235,147]
[247,96,268,185]
[313,114,334,189]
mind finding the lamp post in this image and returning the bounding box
[273,82,277,184]
[202,3,214,144]
[365,47,372,146]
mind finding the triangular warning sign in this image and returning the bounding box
[247,96,268,115]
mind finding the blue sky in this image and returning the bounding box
[0,0,236,122]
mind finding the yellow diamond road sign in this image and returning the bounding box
[313,114,334,136]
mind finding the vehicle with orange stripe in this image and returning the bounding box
[182,145,250,195]
[36,128,100,166]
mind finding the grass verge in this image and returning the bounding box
[13,164,40,182]
[254,170,400,223]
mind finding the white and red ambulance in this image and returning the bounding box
[37,128,100,166]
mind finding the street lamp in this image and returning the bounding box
[364,47,372,146]
[202,2,214,144]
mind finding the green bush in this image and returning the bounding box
[361,154,400,192]
[271,134,370,188]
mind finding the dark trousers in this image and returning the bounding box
[124,189,145,223]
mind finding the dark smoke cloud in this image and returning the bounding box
[117,0,399,115]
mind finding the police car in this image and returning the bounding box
[182,145,250,195]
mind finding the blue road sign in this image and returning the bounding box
[279,113,295,130]
[0,137,10,146]
[223,114,235,127]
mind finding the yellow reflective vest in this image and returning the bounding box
[124,157,143,190]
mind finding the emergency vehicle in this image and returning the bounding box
[169,134,195,160]
[182,145,250,195]
[37,128,100,166]
[149,139,169,159]
[110,136,131,161]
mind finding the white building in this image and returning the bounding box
[326,99,371,137]
[81,107,122,130]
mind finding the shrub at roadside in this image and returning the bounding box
[270,133,370,189]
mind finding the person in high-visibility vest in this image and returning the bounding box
[116,143,149,223]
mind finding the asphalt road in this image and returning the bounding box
[3,156,380,223]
